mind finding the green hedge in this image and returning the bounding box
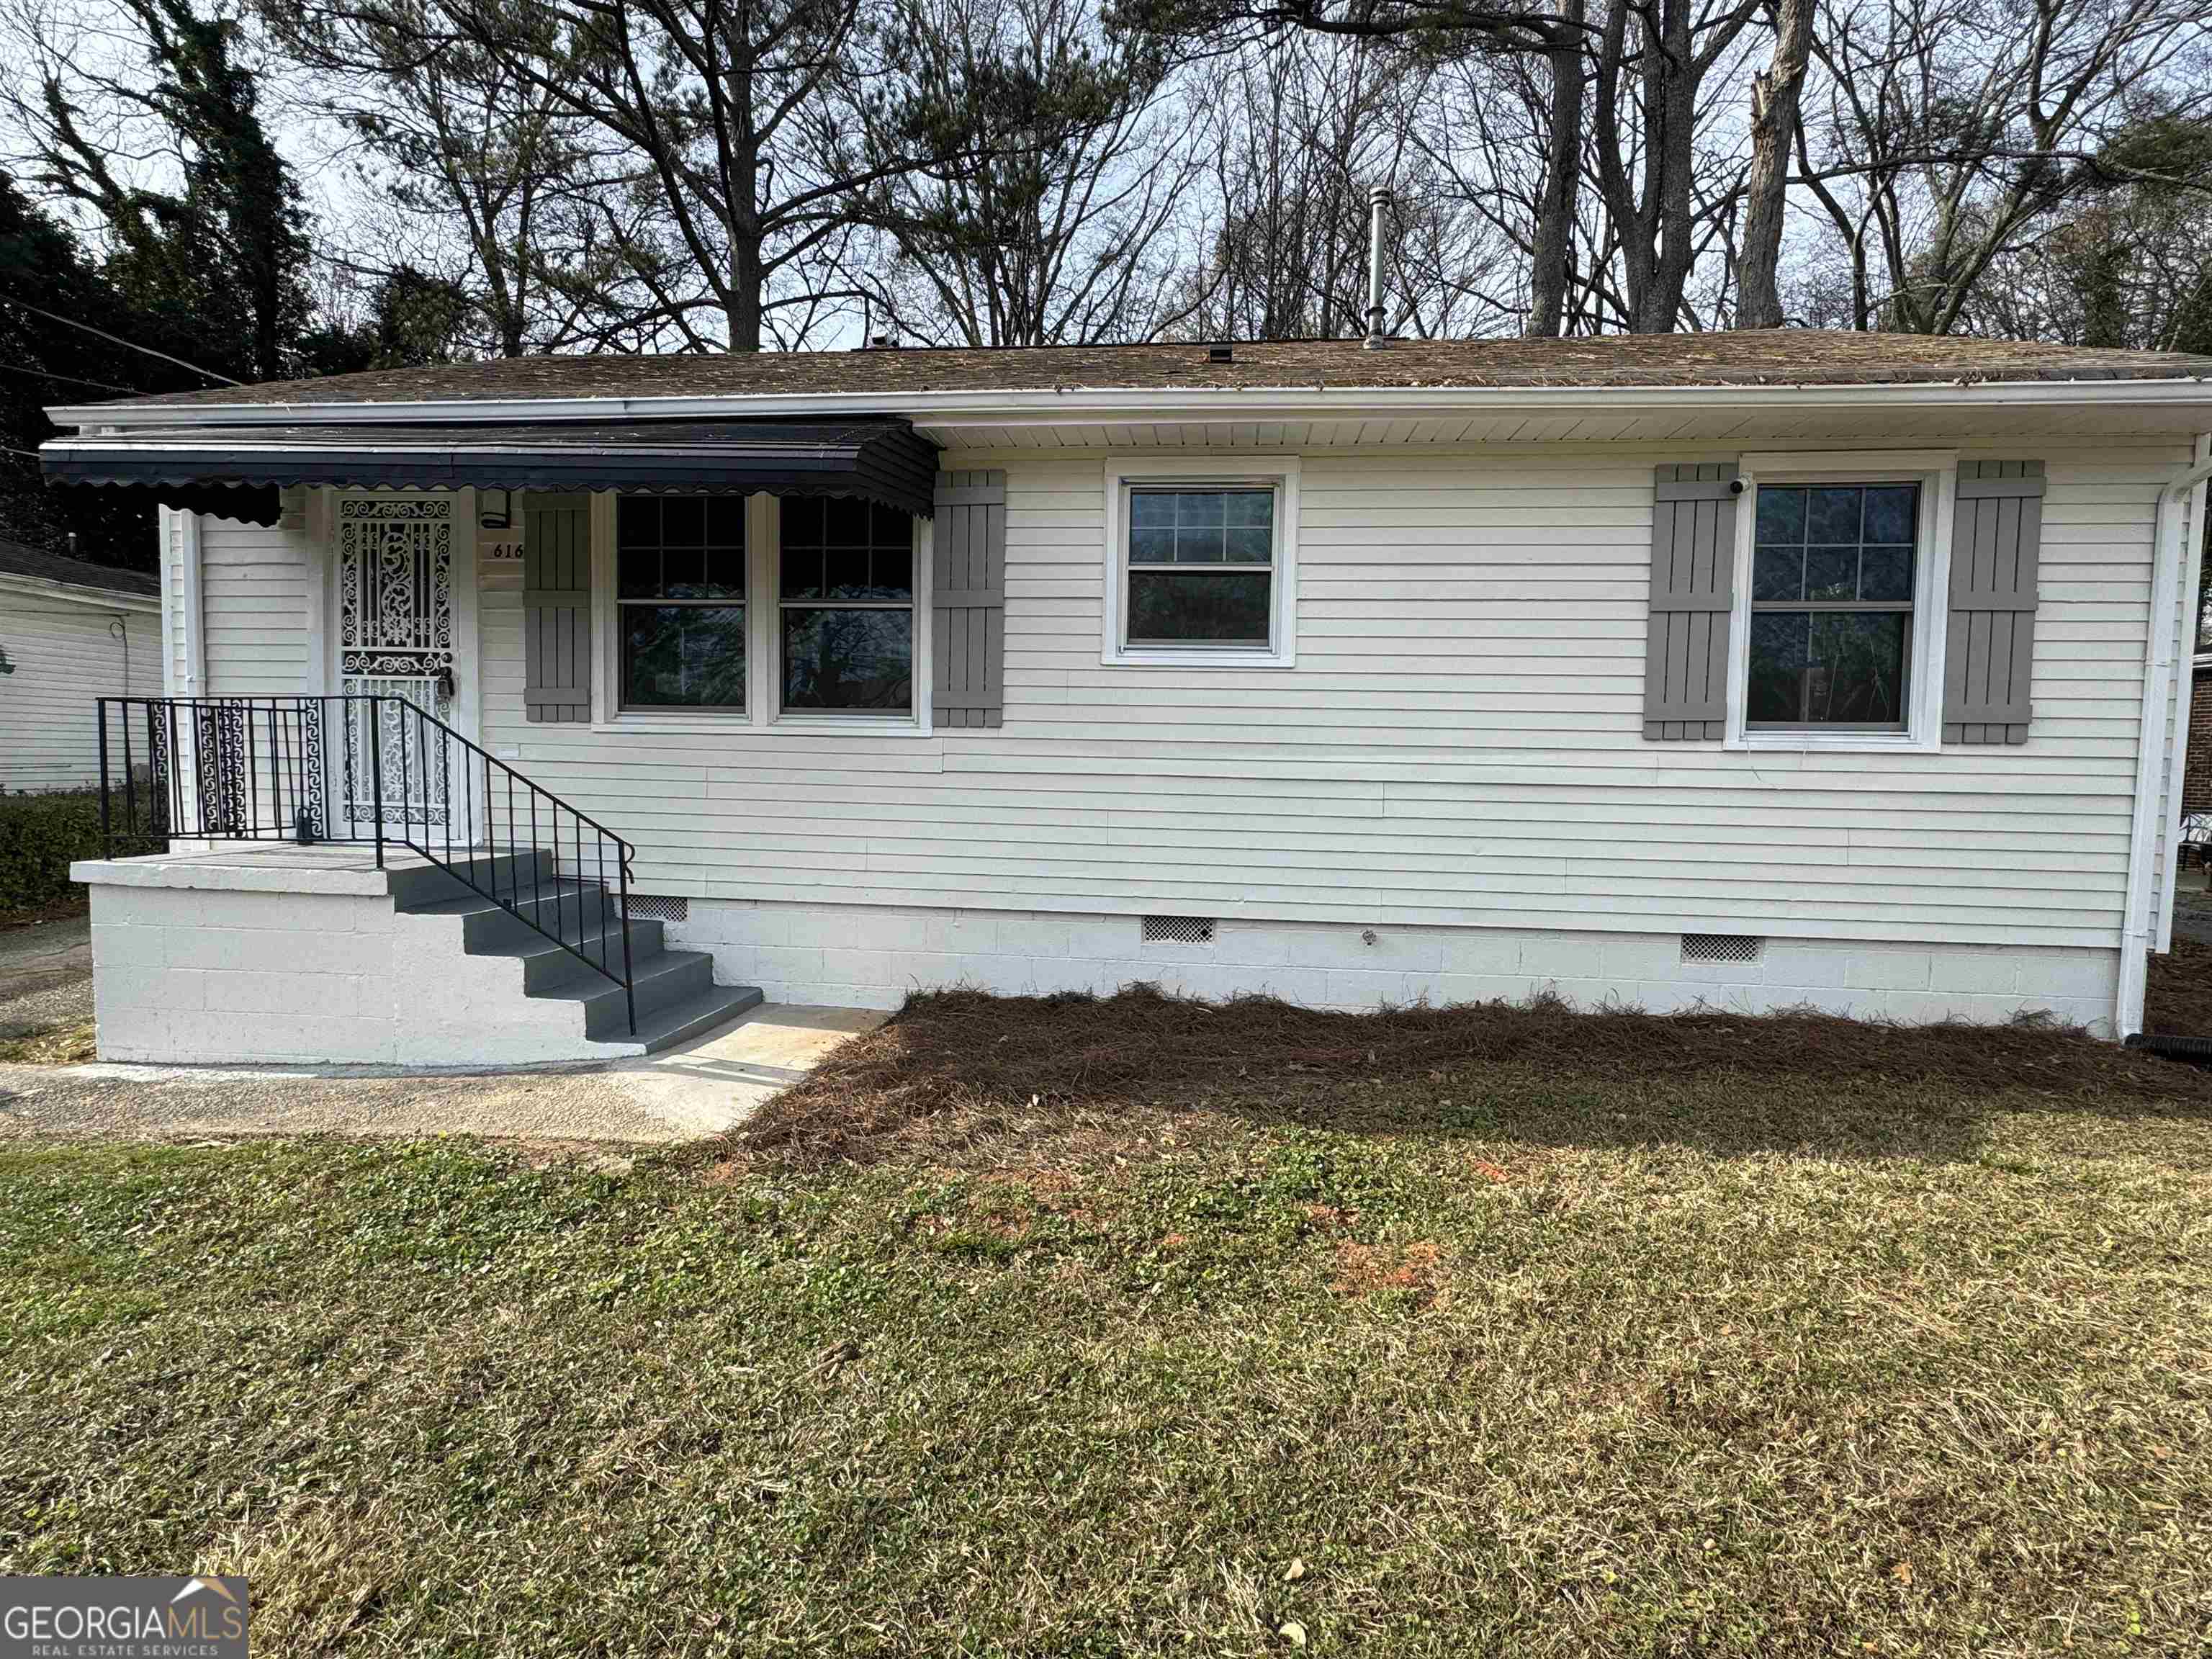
[0,789,107,912]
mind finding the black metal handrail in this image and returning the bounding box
[95,695,637,1035]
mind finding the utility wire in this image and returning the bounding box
[0,360,148,396]
[0,294,242,386]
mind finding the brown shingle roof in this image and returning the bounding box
[81,331,2212,412]
[0,538,158,596]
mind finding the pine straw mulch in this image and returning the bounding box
[723,984,2212,1172]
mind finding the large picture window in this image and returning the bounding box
[617,495,747,709]
[778,497,914,713]
[1747,482,1920,729]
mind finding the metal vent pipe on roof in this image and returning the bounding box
[1364,186,1393,350]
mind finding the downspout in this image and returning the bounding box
[2117,433,2212,1039]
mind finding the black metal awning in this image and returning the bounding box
[40,416,942,526]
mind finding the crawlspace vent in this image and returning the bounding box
[1681,932,1762,964]
[1142,914,1215,945]
[625,894,689,922]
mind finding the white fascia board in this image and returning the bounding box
[0,569,161,613]
[44,373,2212,432]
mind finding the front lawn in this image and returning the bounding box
[5,990,2212,1655]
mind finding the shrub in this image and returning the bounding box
[0,788,107,913]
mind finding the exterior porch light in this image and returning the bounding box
[479,487,513,530]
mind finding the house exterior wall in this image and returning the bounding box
[0,586,153,791]
[170,435,2187,1036]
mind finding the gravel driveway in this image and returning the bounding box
[0,910,93,1041]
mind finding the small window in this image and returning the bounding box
[1123,486,1277,649]
[778,497,915,713]
[1747,483,1919,729]
[618,495,747,709]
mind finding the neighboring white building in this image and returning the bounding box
[37,332,2212,1063]
[0,540,160,791]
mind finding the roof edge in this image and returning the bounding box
[0,566,162,608]
[47,374,2212,432]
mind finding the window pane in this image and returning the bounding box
[1862,487,1917,544]
[822,496,873,546]
[619,493,743,601]
[782,608,912,711]
[1860,546,1914,602]
[619,547,660,598]
[1130,524,1173,562]
[826,545,872,600]
[1752,546,1802,601]
[1225,490,1273,529]
[659,544,704,597]
[660,495,706,547]
[1806,612,1906,724]
[1175,523,1227,563]
[1747,612,1808,723]
[1807,486,1862,544]
[1128,570,1271,644]
[782,544,824,601]
[1755,487,1805,544]
[1174,492,1226,529]
[618,496,659,549]
[1749,611,1906,725]
[1226,526,1272,564]
[870,547,914,602]
[1130,493,1176,529]
[622,605,746,708]
[1805,547,1856,602]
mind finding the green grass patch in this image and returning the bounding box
[5,991,2212,1654]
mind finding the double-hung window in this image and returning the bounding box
[1747,482,1920,730]
[1105,459,1299,667]
[778,497,915,713]
[617,495,747,709]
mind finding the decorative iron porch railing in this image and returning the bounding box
[95,695,637,1035]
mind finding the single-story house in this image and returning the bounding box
[38,331,2212,1065]
[0,539,160,792]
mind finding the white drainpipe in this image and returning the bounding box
[2117,435,2212,1039]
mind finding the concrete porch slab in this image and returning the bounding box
[71,842,447,896]
[606,1004,889,1137]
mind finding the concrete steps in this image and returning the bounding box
[394,848,761,1056]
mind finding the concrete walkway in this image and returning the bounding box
[0,1002,886,1146]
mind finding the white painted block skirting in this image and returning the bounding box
[668,900,2121,1037]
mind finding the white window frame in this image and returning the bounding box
[591,490,932,736]
[1725,450,1957,754]
[1102,455,1300,668]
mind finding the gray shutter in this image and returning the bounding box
[524,493,591,724]
[932,469,1006,729]
[1644,462,1740,740]
[1943,461,2044,745]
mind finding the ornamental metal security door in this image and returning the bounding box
[337,495,459,833]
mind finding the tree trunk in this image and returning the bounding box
[1736,0,1812,329]
[1525,4,1586,338]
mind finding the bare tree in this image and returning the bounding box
[852,0,1207,343]
[1793,0,2211,335]
[1735,0,1810,326]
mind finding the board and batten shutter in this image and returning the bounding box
[932,469,1006,729]
[1644,462,1741,741]
[1942,460,2044,745]
[524,493,591,724]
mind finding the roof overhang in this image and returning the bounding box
[46,374,2212,434]
[0,567,161,611]
[39,416,943,526]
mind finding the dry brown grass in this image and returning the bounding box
[732,984,2212,1170]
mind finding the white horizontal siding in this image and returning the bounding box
[441,439,2182,950]
[200,496,310,698]
[0,593,145,790]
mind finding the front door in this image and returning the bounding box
[336,495,461,836]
